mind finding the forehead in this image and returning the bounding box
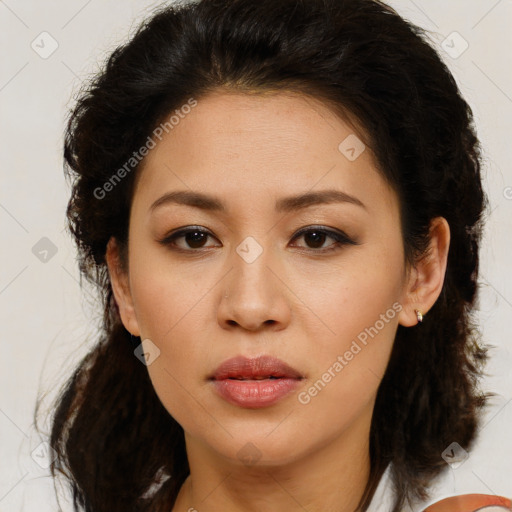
[145,90,361,161]
[132,90,398,220]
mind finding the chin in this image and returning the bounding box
[207,430,307,469]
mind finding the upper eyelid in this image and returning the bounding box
[165,225,345,237]
[160,225,356,246]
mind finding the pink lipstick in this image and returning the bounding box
[210,355,304,409]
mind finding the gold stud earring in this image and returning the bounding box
[414,309,423,323]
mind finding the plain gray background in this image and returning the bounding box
[1,1,511,510]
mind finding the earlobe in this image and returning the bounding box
[398,217,450,328]
[105,237,141,337]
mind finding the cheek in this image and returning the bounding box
[299,246,404,360]
[132,300,212,431]
[127,254,213,425]
[293,249,403,425]
[300,308,398,401]
[293,309,398,452]
[128,243,203,339]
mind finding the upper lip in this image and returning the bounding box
[210,355,303,380]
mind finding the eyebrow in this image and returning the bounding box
[149,189,366,214]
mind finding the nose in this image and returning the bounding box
[217,245,291,332]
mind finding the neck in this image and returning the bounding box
[172,406,373,512]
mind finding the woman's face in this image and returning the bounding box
[109,90,421,467]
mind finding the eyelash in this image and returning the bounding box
[158,225,358,254]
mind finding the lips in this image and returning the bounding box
[210,355,303,381]
[210,355,304,408]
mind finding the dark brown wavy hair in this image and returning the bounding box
[41,0,492,510]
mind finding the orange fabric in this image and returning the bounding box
[423,493,512,512]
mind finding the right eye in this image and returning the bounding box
[158,226,219,251]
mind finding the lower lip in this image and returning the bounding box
[212,378,301,408]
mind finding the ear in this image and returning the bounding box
[105,237,141,337]
[398,217,451,327]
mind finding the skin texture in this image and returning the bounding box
[106,90,450,512]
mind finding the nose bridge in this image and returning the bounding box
[230,234,274,293]
[219,232,291,331]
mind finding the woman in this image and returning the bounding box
[47,0,510,510]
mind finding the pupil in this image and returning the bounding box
[305,231,325,248]
[186,231,206,248]
[183,231,327,249]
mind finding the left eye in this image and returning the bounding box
[290,226,357,251]
[159,226,357,253]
